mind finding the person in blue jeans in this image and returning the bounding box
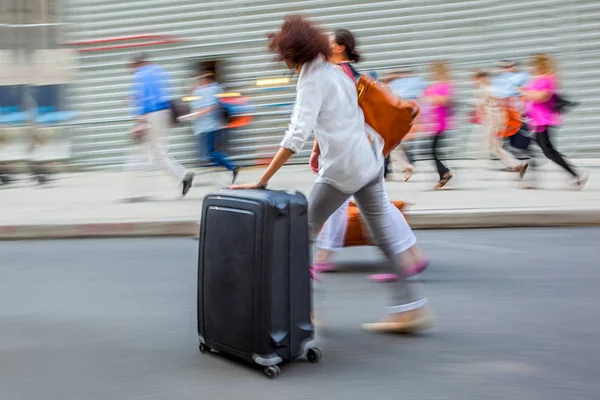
[190,72,240,183]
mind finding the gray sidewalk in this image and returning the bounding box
[0,159,599,239]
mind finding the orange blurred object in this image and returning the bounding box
[343,200,407,247]
[501,106,522,138]
[227,115,253,129]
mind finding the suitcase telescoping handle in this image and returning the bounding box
[220,188,298,195]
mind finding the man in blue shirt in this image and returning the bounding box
[188,72,240,183]
[386,68,427,101]
[491,60,530,100]
[130,53,194,197]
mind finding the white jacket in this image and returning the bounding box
[280,58,383,193]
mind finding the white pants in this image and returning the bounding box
[145,109,188,182]
[123,110,188,198]
[316,194,416,255]
[482,111,521,169]
[390,145,413,172]
[316,199,350,251]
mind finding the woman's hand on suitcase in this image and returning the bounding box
[229,147,294,190]
[230,181,264,190]
[230,177,268,190]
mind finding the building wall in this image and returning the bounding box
[63,0,600,169]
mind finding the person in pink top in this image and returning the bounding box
[423,61,454,189]
[521,54,588,189]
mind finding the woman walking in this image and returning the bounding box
[312,28,429,284]
[231,16,432,333]
[521,54,587,189]
[423,61,454,189]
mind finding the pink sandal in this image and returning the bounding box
[368,273,399,283]
[368,258,430,283]
[309,266,322,281]
[405,258,430,277]
[311,262,337,273]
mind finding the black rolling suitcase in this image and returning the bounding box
[197,189,321,379]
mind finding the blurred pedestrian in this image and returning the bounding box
[311,29,428,283]
[231,16,432,333]
[490,60,532,165]
[492,60,531,103]
[384,67,427,181]
[129,53,195,197]
[188,71,240,183]
[308,28,355,274]
[521,54,588,189]
[473,70,528,178]
[423,60,454,189]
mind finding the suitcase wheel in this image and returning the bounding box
[264,365,281,379]
[265,365,281,379]
[198,343,211,354]
[306,348,322,363]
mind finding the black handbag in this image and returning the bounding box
[509,124,532,151]
[554,94,579,114]
[169,99,190,126]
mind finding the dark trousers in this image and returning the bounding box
[384,156,391,178]
[535,127,578,178]
[432,133,450,179]
[198,128,237,171]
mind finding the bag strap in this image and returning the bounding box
[338,62,360,82]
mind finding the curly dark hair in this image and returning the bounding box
[268,15,331,68]
[334,29,361,63]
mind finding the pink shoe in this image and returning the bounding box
[309,266,323,281]
[368,273,399,283]
[312,262,337,273]
[405,258,430,277]
[309,268,320,281]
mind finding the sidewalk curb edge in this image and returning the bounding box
[2,208,600,239]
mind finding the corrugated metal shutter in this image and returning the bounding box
[63,0,600,169]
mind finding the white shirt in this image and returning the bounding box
[280,58,383,193]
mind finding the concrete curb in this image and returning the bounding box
[2,207,600,239]
[406,207,600,229]
[0,221,200,240]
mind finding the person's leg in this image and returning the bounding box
[383,156,391,179]
[308,183,353,242]
[535,128,578,178]
[433,134,449,177]
[353,171,431,332]
[308,182,353,321]
[432,133,452,188]
[206,129,237,171]
[123,136,151,201]
[402,143,415,165]
[491,135,526,170]
[147,110,189,182]
[196,133,208,167]
[314,199,351,272]
[391,145,414,181]
[368,194,428,283]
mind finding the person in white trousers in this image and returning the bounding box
[311,28,429,283]
[473,70,528,179]
[127,53,194,200]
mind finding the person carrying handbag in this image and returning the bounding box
[231,17,432,334]
[311,28,429,284]
[520,54,588,190]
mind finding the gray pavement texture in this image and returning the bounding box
[1,159,600,238]
[1,228,599,399]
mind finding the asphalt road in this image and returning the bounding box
[1,228,599,400]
